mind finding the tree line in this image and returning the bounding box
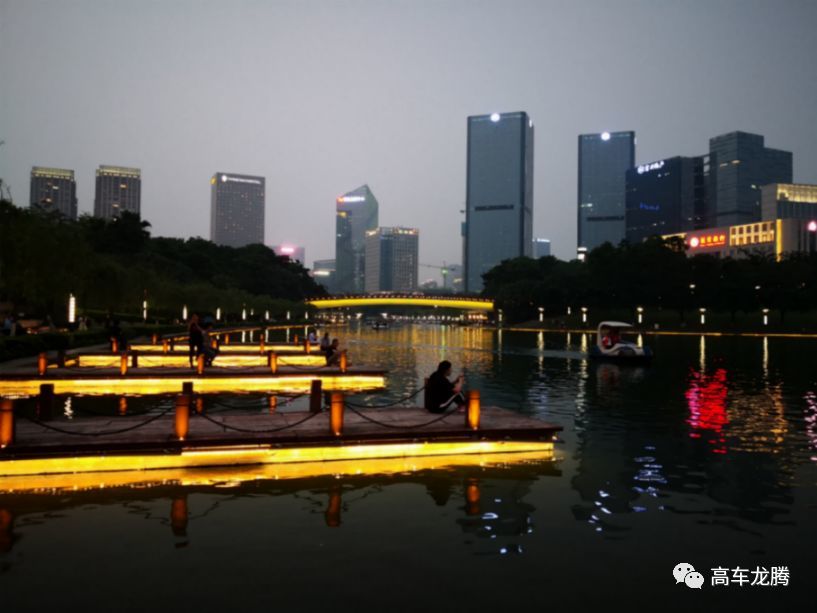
[0,200,325,323]
[482,237,817,323]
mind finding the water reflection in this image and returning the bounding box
[686,368,728,453]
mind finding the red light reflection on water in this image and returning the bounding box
[686,368,728,454]
[804,392,817,461]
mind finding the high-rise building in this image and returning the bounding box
[364,227,419,293]
[708,131,792,227]
[312,259,337,294]
[577,131,635,252]
[30,167,77,219]
[532,238,551,258]
[335,185,378,294]
[271,244,305,264]
[761,183,817,222]
[210,172,265,247]
[94,165,141,219]
[625,156,708,243]
[443,264,463,293]
[464,111,534,293]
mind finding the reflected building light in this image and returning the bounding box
[699,335,706,371]
[63,397,73,420]
[763,336,769,380]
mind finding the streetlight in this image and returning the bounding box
[216,307,221,321]
[538,306,544,323]
[637,306,644,324]
[242,306,247,321]
[763,308,769,326]
[142,299,148,321]
[182,305,188,321]
[581,307,588,324]
[699,307,706,325]
[567,306,572,316]
[265,309,270,321]
[498,309,504,326]
[286,311,291,321]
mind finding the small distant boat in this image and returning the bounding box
[588,321,652,363]
[371,320,389,330]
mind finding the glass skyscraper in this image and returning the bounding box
[94,165,141,219]
[210,172,265,247]
[364,227,419,293]
[335,184,378,294]
[577,131,635,252]
[30,167,77,219]
[709,131,792,227]
[464,111,534,293]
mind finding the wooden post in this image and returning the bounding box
[56,350,66,368]
[309,379,322,413]
[118,397,128,416]
[268,395,277,414]
[131,349,139,368]
[330,392,344,436]
[196,354,205,374]
[38,384,55,421]
[120,353,128,376]
[170,339,175,351]
[151,333,159,345]
[340,350,348,373]
[0,398,14,448]
[269,352,278,374]
[37,352,47,376]
[293,334,299,345]
[260,337,265,353]
[211,338,218,350]
[466,390,480,430]
[223,334,230,345]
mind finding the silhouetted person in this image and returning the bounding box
[325,338,341,366]
[188,313,203,367]
[425,360,465,413]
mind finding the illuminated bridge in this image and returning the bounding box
[306,295,495,311]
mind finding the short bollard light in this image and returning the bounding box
[175,392,190,441]
[152,333,159,345]
[309,379,322,413]
[37,353,47,376]
[223,334,230,345]
[466,390,481,431]
[120,353,128,376]
[111,338,119,353]
[330,392,344,436]
[197,354,205,375]
[0,398,14,448]
[270,352,278,374]
[304,339,311,354]
[162,339,169,354]
[260,337,265,353]
[293,334,299,345]
[340,350,348,373]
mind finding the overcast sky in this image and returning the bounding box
[2,0,816,282]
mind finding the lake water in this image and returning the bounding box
[1,324,815,610]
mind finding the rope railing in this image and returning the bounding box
[343,402,459,429]
[343,385,426,409]
[18,406,174,437]
[197,410,322,434]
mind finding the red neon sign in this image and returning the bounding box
[688,233,726,249]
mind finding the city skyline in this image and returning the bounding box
[1,0,816,267]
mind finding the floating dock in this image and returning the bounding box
[0,406,561,478]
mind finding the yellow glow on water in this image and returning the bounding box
[0,375,385,396]
[0,440,554,480]
[72,354,326,368]
[307,296,495,311]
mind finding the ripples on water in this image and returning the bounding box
[2,323,816,607]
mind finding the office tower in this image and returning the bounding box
[210,172,265,247]
[312,259,337,293]
[30,167,77,219]
[760,183,817,222]
[335,184,378,293]
[625,156,708,243]
[709,131,792,226]
[464,111,534,293]
[94,165,141,219]
[364,227,419,293]
[577,130,635,252]
[532,238,551,258]
[271,244,305,264]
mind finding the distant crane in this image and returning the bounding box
[419,262,450,288]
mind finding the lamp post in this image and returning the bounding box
[242,306,247,321]
[68,294,76,325]
[637,306,643,324]
[142,299,148,322]
[699,307,706,325]
[763,308,769,326]
[538,306,544,323]
[581,307,588,324]
[182,305,188,321]
[216,307,221,321]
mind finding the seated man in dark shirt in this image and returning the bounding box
[425,360,466,413]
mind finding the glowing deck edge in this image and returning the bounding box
[0,440,554,478]
[0,375,386,396]
[69,355,327,368]
[128,344,322,354]
[307,297,495,311]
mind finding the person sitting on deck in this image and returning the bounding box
[200,320,218,367]
[320,332,331,353]
[325,338,341,366]
[425,360,466,413]
[307,329,319,344]
[188,313,203,368]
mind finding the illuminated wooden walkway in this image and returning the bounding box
[0,406,561,477]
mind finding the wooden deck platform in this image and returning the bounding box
[0,406,562,476]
